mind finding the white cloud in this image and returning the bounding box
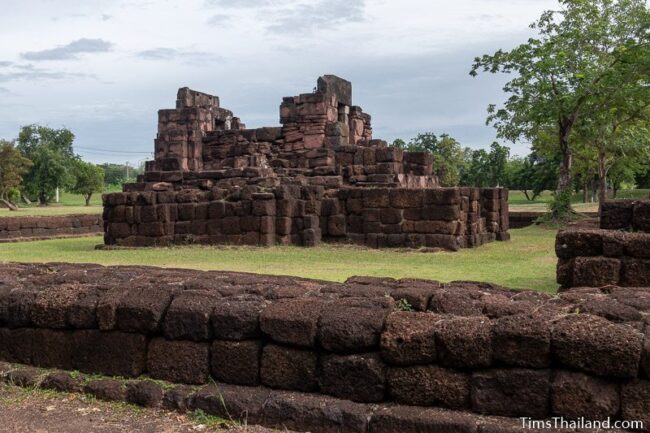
[21,38,113,61]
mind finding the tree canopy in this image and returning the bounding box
[471,0,650,215]
[69,160,105,206]
[0,140,32,210]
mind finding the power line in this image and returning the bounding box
[74,146,152,155]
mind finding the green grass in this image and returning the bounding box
[0,225,559,292]
[508,189,649,213]
[0,187,121,217]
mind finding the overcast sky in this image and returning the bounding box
[0,0,557,164]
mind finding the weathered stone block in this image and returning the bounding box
[260,344,318,392]
[162,290,221,341]
[380,311,438,365]
[211,297,268,340]
[147,338,210,385]
[551,370,619,419]
[319,353,386,403]
[260,298,324,347]
[388,365,470,408]
[492,313,550,368]
[318,297,391,353]
[435,316,492,368]
[211,340,262,386]
[471,369,550,418]
[551,314,642,378]
[72,330,147,377]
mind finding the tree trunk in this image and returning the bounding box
[84,194,92,206]
[0,198,18,211]
[597,146,607,212]
[523,190,531,201]
[557,130,573,198]
[583,181,588,203]
[21,194,31,205]
[38,192,48,206]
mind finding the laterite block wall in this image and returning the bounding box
[557,199,650,289]
[0,214,102,242]
[103,186,509,250]
[1,263,649,430]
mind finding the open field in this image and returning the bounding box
[508,189,649,212]
[0,189,114,217]
[0,225,558,292]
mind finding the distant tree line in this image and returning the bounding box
[393,131,649,201]
[0,125,140,211]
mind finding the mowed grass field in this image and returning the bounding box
[0,225,559,292]
[508,189,649,212]
[0,189,112,217]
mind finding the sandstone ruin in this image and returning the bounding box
[557,199,650,288]
[103,75,509,249]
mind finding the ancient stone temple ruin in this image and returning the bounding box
[103,75,509,249]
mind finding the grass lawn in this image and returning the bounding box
[0,190,110,217]
[0,225,559,293]
[508,189,649,213]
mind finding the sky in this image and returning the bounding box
[0,0,558,165]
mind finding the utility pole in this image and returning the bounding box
[126,162,130,180]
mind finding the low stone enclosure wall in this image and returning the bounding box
[557,199,650,289]
[1,263,649,431]
[103,186,509,250]
[511,211,597,229]
[0,214,102,242]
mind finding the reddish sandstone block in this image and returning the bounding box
[147,338,210,385]
[387,365,470,409]
[421,205,461,221]
[260,344,318,392]
[126,381,164,408]
[319,353,386,403]
[362,189,389,208]
[633,200,650,231]
[389,189,423,208]
[211,340,262,386]
[424,189,461,205]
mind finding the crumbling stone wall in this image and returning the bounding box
[0,263,649,429]
[0,214,102,242]
[105,75,509,249]
[557,199,650,289]
[103,185,508,248]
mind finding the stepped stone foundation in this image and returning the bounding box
[103,75,509,249]
[0,214,102,242]
[0,262,649,431]
[557,199,650,289]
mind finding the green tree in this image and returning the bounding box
[0,140,33,211]
[16,125,77,205]
[471,0,650,216]
[70,161,105,206]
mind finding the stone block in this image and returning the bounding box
[162,290,221,341]
[211,297,268,340]
[551,314,642,378]
[211,340,262,386]
[116,287,174,333]
[551,370,619,419]
[572,256,621,286]
[555,229,603,259]
[147,338,210,385]
[72,330,147,377]
[492,313,551,368]
[388,365,470,409]
[318,297,391,353]
[260,298,324,347]
[380,311,438,365]
[319,353,386,403]
[435,316,492,368]
[621,380,650,428]
[471,369,550,418]
[126,381,164,408]
[260,344,318,392]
